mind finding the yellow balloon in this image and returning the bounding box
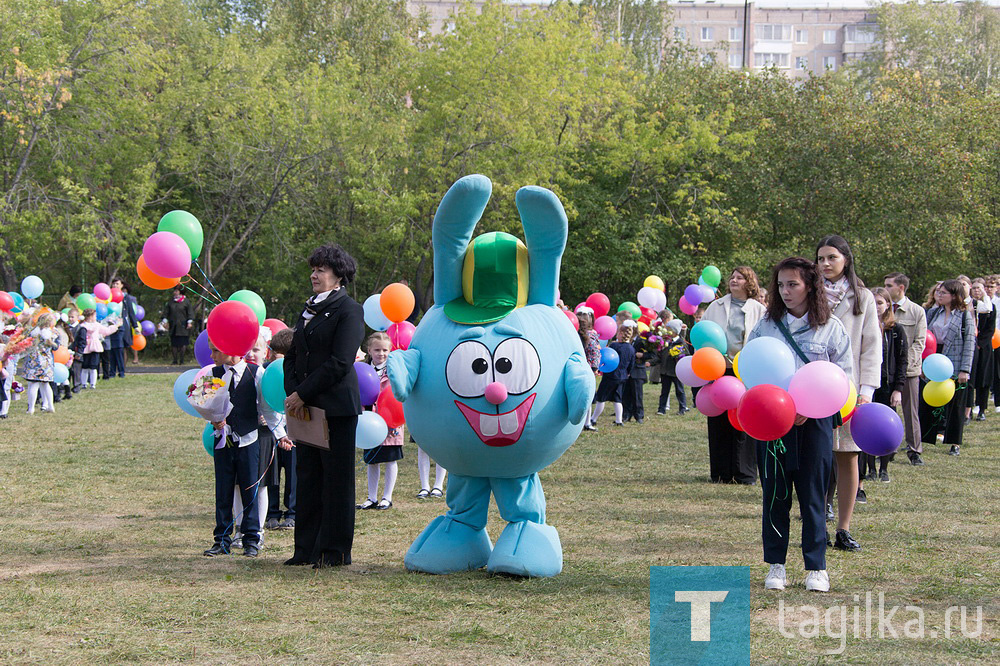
[839,380,858,420]
[732,351,741,380]
[637,322,649,334]
[643,275,665,292]
[923,379,955,407]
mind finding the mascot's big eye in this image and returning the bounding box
[492,338,540,395]
[446,341,493,398]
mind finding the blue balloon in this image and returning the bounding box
[356,410,388,449]
[363,294,391,331]
[922,353,954,383]
[261,358,286,413]
[202,423,217,456]
[52,363,69,384]
[173,369,202,417]
[107,302,122,316]
[9,292,24,312]
[96,302,109,320]
[689,320,727,353]
[738,336,796,390]
[194,330,212,367]
[20,275,43,299]
[599,347,620,373]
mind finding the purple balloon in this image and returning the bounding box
[194,329,213,367]
[849,402,904,456]
[699,284,716,304]
[140,320,156,337]
[134,304,145,320]
[355,362,381,406]
[683,283,703,306]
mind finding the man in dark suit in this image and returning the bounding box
[283,244,365,568]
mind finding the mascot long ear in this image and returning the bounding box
[433,175,492,305]
[515,186,567,306]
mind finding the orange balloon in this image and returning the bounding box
[53,346,71,365]
[137,255,181,290]
[993,328,1000,350]
[130,333,147,351]
[380,282,415,323]
[691,347,726,381]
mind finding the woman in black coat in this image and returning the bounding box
[969,279,996,421]
[283,244,365,568]
[861,288,909,483]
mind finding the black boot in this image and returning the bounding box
[62,385,72,401]
[51,382,61,403]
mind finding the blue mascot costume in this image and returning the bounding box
[387,174,595,577]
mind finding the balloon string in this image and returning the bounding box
[181,283,220,307]
[192,259,224,301]
[765,438,788,538]
[180,274,223,305]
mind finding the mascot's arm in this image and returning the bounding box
[387,348,421,402]
[562,351,595,425]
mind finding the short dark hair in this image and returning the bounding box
[937,279,967,311]
[884,272,909,290]
[111,277,130,292]
[309,244,357,284]
[766,257,831,329]
[69,285,82,297]
[270,328,294,354]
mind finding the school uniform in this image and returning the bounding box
[210,361,285,551]
[891,296,927,457]
[657,337,689,413]
[70,324,87,390]
[747,312,853,571]
[622,338,648,422]
[919,306,975,447]
[594,340,635,404]
[970,300,996,414]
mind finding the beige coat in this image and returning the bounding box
[892,296,927,378]
[703,294,766,360]
[831,287,883,392]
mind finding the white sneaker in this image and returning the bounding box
[995,406,1000,413]
[764,563,787,590]
[805,569,830,592]
[973,406,980,416]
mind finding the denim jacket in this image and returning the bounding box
[748,313,854,379]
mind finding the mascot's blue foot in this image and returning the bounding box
[486,521,562,578]
[404,515,493,574]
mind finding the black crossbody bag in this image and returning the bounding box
[774,318,844,427]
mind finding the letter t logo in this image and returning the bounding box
[675,591,729,641]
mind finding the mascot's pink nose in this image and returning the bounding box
[484,381,508,405]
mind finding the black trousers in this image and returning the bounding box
[919,380,968,446]
[708,412,757,484]
[292,414,358,565]
[992,347,1000,405]
[622,378,646,421]
[266,446,297,520]
[213,439,261,548]
[109,346,125,377]
[658,375,687,412]
[100,349,112,378]
[757,416,833,571]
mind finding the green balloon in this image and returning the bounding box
[157,210,204,260]
[202,423,216,457]
[76,293,97,311]
[617,301,642,320]
[701,265,722,289]
[228,289,266,325]
[261,358,286,413]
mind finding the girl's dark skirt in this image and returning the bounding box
[364,444,403,465]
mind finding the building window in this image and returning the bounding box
[755,24,792,41]
[674,26,687,41]
[795,29,808,44]
[823,55,836,70]
[823,29,837,44]
[729,53,742,68]
[845,24,876,44]
[729,27,741,42]
[701,27,714,42]
[754,52,790,68]
[795,56,808,70]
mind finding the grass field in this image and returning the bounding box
[0,373,996,664]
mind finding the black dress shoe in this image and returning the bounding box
[203,543,230,557]
[834,529,862,552]
[283,557,312,566]
[243,544,260,558]
[313,552,348,569]
[975,413,986,422]
[908,453,925,466]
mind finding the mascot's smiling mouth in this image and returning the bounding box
[454,393,536,447]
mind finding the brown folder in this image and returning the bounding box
[286,406,330,449]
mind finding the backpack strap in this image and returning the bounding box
[773,318,812,365]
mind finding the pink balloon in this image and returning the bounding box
[788,360,850,418]
[206,301,259,357]
[143,231,192,279]
[388,320,416,350]
[194,365,214,382]
[586,292,611,319]
[678,296,697,316]
[594,315,617,340]
[564,309,579,330]
[93,282,111,301]
[696,383,727,417]
[676,356,709,387]
[711,375,746,411]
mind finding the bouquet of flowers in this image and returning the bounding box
[1,328,33,364]
[186,374,232,422]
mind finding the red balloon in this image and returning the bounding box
[564,309,579,330]
[737,384,797,441]
[206,301,259,357]
[262,318,287,337]
[585,292,611,319]
[376,384,405,428]
[0,291,13,312]
[727,408,745,432]
[639,306,656,320]
[110,287,124,303]
[388,320,416,350]
[922,330,937,360]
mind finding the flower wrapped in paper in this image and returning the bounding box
[186,375,232,422]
